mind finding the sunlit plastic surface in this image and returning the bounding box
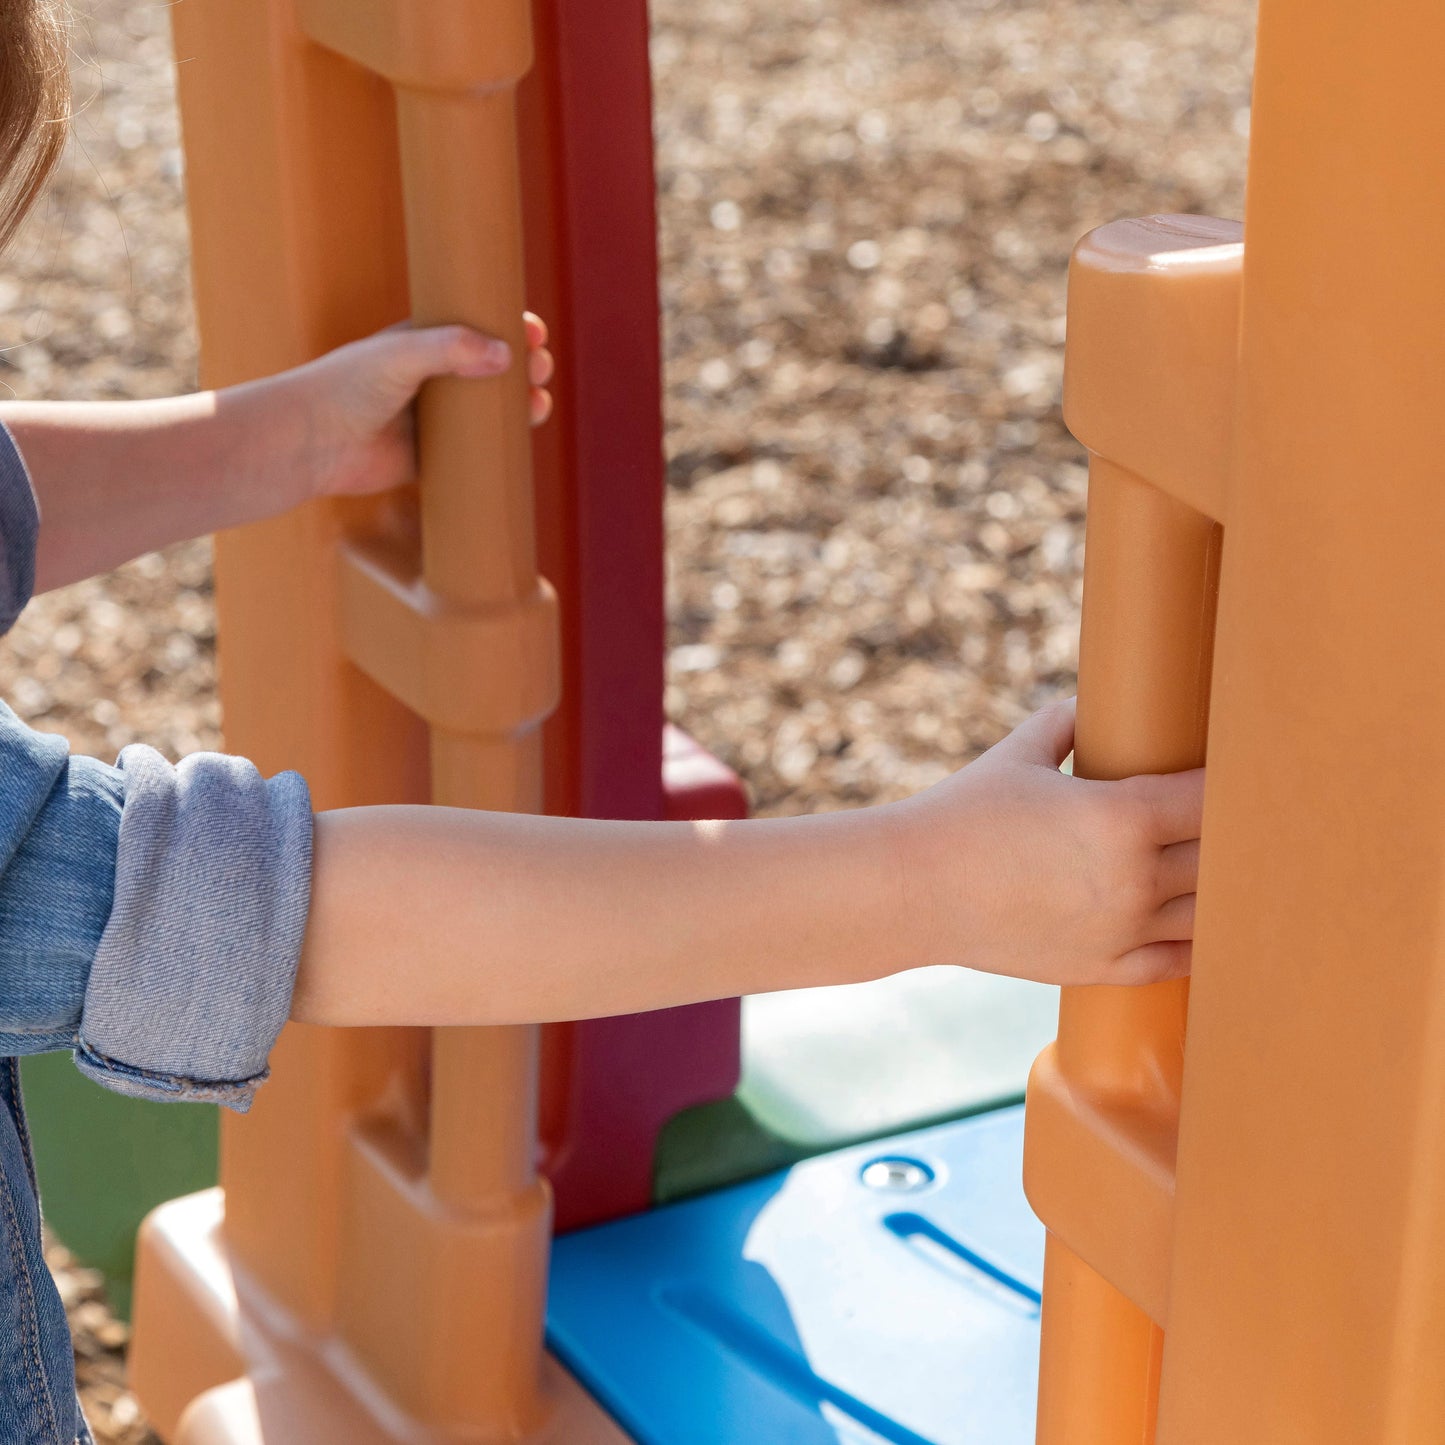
[549,1107,1041,1445]
[743,970,1059,1146]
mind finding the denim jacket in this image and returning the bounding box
[0,425,313,1444]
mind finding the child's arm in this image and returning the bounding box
[2,317,553,592]
[292,701,1204,1024]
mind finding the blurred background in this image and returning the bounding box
[0,0,1252,1438]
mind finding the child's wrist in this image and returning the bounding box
[817,801,945,984]
[872,787,992,977]
[871,798,946,973]
[220,374,320,516]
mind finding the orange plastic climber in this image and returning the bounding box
[1025,5,1445,1441]
[127,0,743,1437]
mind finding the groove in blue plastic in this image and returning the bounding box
[662,1286,940,1445]
[547,1104,1042,1445]
[882,1212,1041,1315]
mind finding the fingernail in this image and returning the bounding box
[484,340,512,368]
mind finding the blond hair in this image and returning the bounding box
[0,0,68,252]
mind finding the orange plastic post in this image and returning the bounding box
[1031,6,1445,1437]
[296,2,554,1425]
[1157,4,1445,1441]
[1024,216,1233,1443]
[1030,449,1219,1443]
[125,0,627,1440]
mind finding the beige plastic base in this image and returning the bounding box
[130,1191,633,1445]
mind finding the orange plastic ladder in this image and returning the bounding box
[126,0,624,1438]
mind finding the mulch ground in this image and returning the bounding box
[0,0,1252,1438]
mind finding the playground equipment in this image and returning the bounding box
[123,0,1445,1441]
[127,0,747,1436]
[21,0,1044,1342]
[1024,6,1445,1440]
[122,0,1053,1437]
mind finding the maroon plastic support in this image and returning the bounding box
[520,0,747,1230]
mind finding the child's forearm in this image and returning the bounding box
[290,702,1209,1022]
[4,321,535,593]
[3,385,301,592]
[291,805,915,1026]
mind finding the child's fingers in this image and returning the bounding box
[381,324,512,388]
[528,346,554,388]
[1115,938,1192,984]
[1155,838,1199,901]
[1129,766,1206,845]
[993,697,1076,769]
[316,321,554,449]
[524,311,548,349]
[1147,892,1196,943]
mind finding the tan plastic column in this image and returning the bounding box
[291,0,555,1430]
[395,83,546,1213]
[130,3,629,1439]
[1024,215,1235,1444]
[1033,459,1219,1445]
[1156,5,1445,1441]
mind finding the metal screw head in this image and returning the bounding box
[860,1156,935,1193]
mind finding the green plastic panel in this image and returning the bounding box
[656,967,1059,1202]
[19,1052,218,1317]
[741,967,1059,1145]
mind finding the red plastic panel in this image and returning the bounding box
[521,0,746,1228]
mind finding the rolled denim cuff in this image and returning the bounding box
[0,421,38,637]
[75,746,313,1112]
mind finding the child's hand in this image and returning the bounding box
[272,315,555,503]
[892,698,1204,987]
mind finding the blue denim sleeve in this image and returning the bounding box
[0,421,37,634]
[0,727,313,1115]
[0,717,121,1055]
[0,424,313,1112]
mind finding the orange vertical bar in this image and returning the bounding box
[1037,1242,1163,1445]
[393,81,548,1219]
[299,11,557,1426]
[1025,214,1237,1443]
[1033,457,1219,1445]
[151,0,431,1347]
[128,1,629,1438]
[1157,4,1445,1441]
